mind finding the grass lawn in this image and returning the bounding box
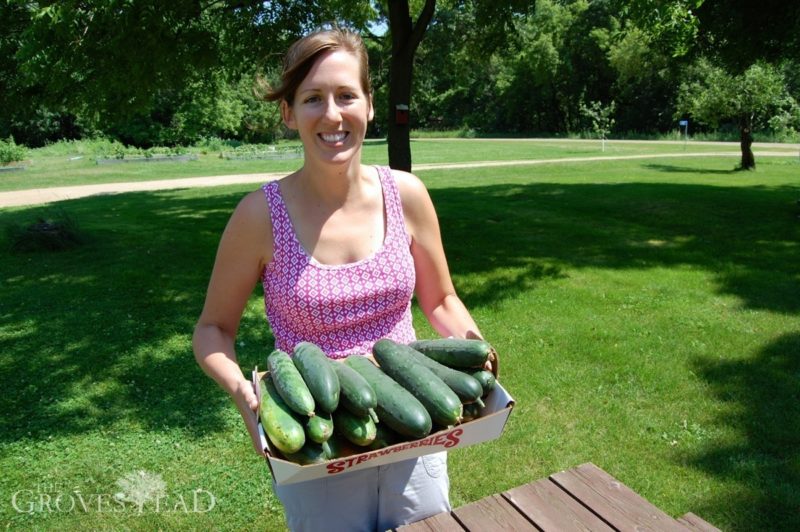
[1,137,796,192]
[1,150,799,531]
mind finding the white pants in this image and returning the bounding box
[273,452,450,532]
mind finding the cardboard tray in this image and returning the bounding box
[252,367,514,486]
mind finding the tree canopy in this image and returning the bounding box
[2,0,798,168]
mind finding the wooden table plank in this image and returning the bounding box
[452,493,538,530]
[396,511,466,531]
[677,512,722,532]
[503,478,615,531]
[550,463,691,532]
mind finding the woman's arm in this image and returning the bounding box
[395,171,483,341]
[192,190,273,455]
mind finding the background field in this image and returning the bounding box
[2,137,797,192]
[1,142,799,530]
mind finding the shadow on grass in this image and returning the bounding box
[643,163,738,175]
[689,332,800,531]
[0,178,798,450]
[0,187,274,446]
[430,180,799,315]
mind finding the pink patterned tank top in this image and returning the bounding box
[261,166,416,359]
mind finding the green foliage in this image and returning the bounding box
[5,1,374,147]
[767,103,800,143]
[677,58,796,132]
[580,100,617,140]
[616,0,703,57]
[2,0,798,148]
[0,137,27,165]
[694,0,800,69]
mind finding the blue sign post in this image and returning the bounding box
[679,119,689,149]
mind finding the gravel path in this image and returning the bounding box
[2,149,797,209]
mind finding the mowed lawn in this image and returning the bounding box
[1,150,798,531]
[2,137,796,192]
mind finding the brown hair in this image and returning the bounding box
[265,26,371,106]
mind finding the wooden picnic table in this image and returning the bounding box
[397,462,720,531]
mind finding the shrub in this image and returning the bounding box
[0,137,27,165]
[6,209,87,252]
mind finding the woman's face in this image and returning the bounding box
[282,50,374,167]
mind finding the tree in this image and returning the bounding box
[7,1,375,145]
[580,100,616,151]
[693,0,800,70]
[381,0,533,170]
[676,59,794,169]
[384,0,436,171]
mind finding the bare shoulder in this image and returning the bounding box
[392,170,425,194]
[391,169,429,202]
[389,169,437,237]
[222,186,273,266]
[237,187,271,217]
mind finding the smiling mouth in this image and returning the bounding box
[319,132,348,143]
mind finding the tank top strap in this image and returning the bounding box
[376,166,410,244]
[261,181,293,255]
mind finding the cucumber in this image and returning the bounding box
[293,342,340,413]
[329,359,379,423]
[467,369,496,398]
[333,409,377,447]
[404,346,485,407]
[259,376,306,455]
[372,339,463,427]
[284,441,328,465]
[462,401,482,422]
[304,411,334,444]
[325,434,359,459]
[267,349,315,417]
[344,355,432,439]
[369,423,403,450]
[409,338,493,368]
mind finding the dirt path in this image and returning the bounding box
[1,150,797,209]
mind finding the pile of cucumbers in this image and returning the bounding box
[259,338,496,465]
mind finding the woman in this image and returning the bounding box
[192,26,484,531]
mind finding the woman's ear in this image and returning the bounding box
[281,100,297,129]
[368,94,375,122]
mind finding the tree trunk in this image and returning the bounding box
[739,124,755,170]
[387,0,435,172]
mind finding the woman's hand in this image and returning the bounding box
[232,378,267,457]
[465,330,494,374]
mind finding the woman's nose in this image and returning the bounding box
[322,97,342,122]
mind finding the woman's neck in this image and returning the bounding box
[296,158,368,206]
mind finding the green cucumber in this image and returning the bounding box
[404,346,485,407]
[284,441,328,465]
[329,359,379,423]
[304,411,333,444]
[324,434,359,459]
[372,339,463,427]
[333,409,377,447]
[462,401,482,422]
[368,423,403,450]
[467,369,496,398]
[259,377,305,455]
[267,349,315,417]
[292,342,340,413]
[409,338,493,368]
[344,355,432,439]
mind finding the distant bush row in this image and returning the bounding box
[0,137,27,165]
